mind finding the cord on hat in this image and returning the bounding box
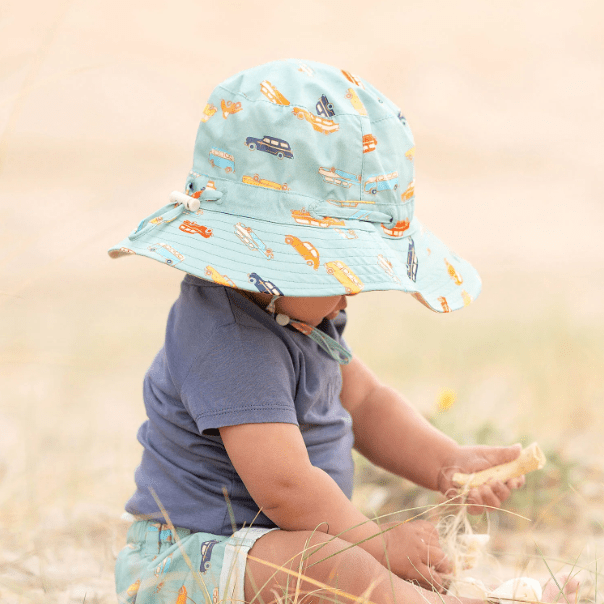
[128,190,223,241]
[266,295,352,365]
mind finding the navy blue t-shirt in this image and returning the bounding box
[125,275,355,535]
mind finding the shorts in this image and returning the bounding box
[115,520,277,603]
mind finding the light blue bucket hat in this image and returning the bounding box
[108,59,481,314]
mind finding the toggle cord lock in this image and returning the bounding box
[266,296,352,365]
[128,189,223,240]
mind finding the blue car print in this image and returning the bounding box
[316,94,335,118]
[208,148,235,173]
[364,172,399,195]
[200,539,220,573]
[406,238,418,282]
[245,135,293,160]
[248,272,284,295]
[148,243,184,267]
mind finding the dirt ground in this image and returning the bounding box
[1,0,604,601]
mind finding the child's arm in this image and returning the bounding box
[220,421,451,589]
[340,356,524,512]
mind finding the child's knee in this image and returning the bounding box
[246,529,385,603]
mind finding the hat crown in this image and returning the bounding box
[187,59,416,231]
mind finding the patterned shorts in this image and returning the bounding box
[115,520,277,603]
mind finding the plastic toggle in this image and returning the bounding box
[275,313,290,326]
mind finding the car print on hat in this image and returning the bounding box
[109,59,481,317]
[179,220,213,238]
[316,94,335,117]
[245,135,294,159]
[318,167,361,188]
[285,235,320,270]
[248,272,284,295]
[292,107,340,135]
[242,173,289,191]
[260,80,290,106]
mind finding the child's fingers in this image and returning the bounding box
[409,563,448,593]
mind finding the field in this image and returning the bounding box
[2,0,604,601]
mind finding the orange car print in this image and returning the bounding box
[461,290,473,306]
[405,146,416,161]
[292,107,339,135]
[176,585,187,604]
[119,247,135,254]
[200,103,217,123]
[362,134,377,153]
[325,261,364,294]
[381,219,410,237]
[291,209,344,228]
[444,259,463,285]
[285,235,320,270]
[221,99,242,119]
[179,220,213,238]
[260,80,290,105]
[438,296,451,312]
[341,70,365,88]
[242,174,289,191]
[205,266,235,288]
[345,88,367,116]
[401,179,415,202]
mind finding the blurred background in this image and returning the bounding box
[1,0,603,601]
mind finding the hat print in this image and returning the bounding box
[109,59,481,313]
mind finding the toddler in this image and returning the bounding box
[110,60,528,604]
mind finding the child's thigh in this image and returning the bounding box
[245,529,394,604]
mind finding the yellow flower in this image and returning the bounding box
[436,388,456,412]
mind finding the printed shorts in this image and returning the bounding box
[115,520,277,603]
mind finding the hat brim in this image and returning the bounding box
[108,203,480,313]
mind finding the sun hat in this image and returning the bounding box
[108,59,481,315]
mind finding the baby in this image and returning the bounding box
[110,60,538,604]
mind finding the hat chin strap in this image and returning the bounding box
[266,296,352,365]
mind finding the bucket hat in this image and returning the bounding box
[108,59,481,314]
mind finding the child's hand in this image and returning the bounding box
[437,444,525,514]
[379,519,452,591]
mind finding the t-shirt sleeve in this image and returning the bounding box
[180,322,298,434]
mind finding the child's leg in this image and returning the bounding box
[245,529,463,604]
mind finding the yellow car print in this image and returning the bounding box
[461,290,473,306]
[285,235,320,270]
[444,259,463,285]
[204,266,235,288]
[242,174,289,191]
[405,146,416,161]
[292,107,340,135]
[377,254,401,284]
[200,103,217,123]
[345,88,367,116]
[325,261,364,294]
[291,209,344,228]
[400,179,415,202]
[327,198,375,208]
[260,80,290,106]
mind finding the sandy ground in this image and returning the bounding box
[1,0,604,601]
